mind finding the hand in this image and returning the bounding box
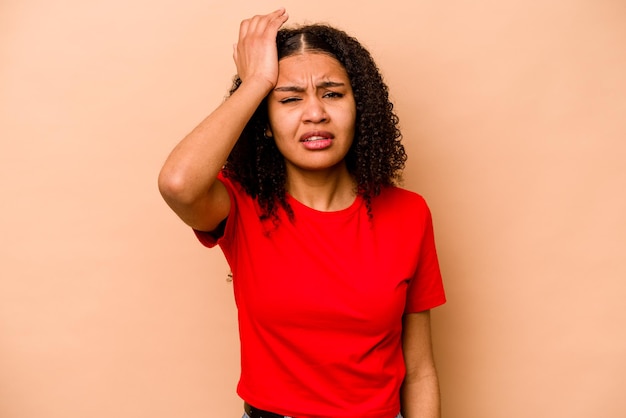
[233,8,289,91]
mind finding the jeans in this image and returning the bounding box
[243,414,403,418]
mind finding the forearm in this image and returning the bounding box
[158,79,270,203]
[159,7,288,205]
[401,311,441,418]
[158,9,288,230]
[401,372,441,418]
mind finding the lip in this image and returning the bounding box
[299,131,335,142]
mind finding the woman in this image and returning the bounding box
[158,8,446,418]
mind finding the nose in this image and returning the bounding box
[302,96,327,123]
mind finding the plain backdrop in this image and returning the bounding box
[1,0,625,417]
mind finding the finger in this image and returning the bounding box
[269,7,287,18]
[246,14,262,37]
[249,8,281,35]
[266,8,288,27]
[239,18,250,39]
[250,9,287,37]
[271,8,288,21]
[268,11,289,32]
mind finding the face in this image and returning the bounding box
[267,53,356,176]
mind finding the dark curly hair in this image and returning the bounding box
[223,24,406,221]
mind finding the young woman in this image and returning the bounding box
[158,8,446,418]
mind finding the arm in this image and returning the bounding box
[401,310,441,418]
[157,9,289,231]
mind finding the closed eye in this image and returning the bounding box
[279,97,302,104]
[323,91,344,99]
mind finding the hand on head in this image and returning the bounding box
[233,8,289,91]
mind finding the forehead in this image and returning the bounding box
[277,53,350,83]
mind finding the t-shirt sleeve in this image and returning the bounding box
[193,220,226,248]
[405,202,446,313]
[192,173,236,249]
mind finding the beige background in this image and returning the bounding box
[1,0,625,417]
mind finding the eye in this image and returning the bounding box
[323,91,344,99]
[279,97,301,104]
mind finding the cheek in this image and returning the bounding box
[267,107,295,136]
[342,98,357,126]
[342,108,357,136]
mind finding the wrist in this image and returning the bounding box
[237,76,275,97]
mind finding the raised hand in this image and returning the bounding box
[233,8,289,92]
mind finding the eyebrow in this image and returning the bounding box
[273,81,346,92]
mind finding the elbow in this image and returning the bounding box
[158,164,227,231]
[158,166,196,207]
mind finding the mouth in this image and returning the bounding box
[299,131,334,150]
[300,131,335,142]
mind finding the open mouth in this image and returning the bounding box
[302,136,329,142]
[300,131,334,150]
[300,131,334,142]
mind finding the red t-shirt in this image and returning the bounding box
[195,175,446,418]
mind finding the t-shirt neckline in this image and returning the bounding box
[285,192,364,221]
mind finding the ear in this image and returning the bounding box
[264,126,274,138]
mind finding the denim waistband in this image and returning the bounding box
[243,413,403,418]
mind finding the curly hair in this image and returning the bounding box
[223,24,406,221]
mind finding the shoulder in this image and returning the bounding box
[216,171,266,222]
[218,171,244,194]
[374,186,429,212]
[369,186,433,229]
[218,172,258,207]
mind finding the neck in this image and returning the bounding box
[285,164,357,212]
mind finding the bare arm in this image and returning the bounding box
[401,311,441,418]
[158,9,289,231]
